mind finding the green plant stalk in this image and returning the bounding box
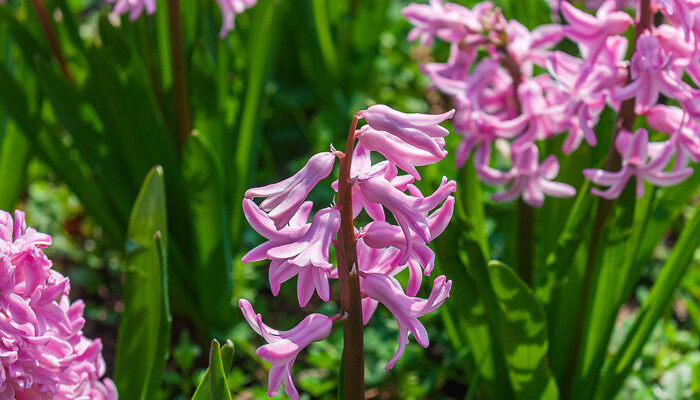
[166,0,191,153]
[516,199,535,286]
[336,115,365,399]
[30,0,72,81]
[560,1,652,396]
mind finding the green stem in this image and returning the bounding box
[560,1,652,397]
[336,115,365,399]
[166,0,191,154]
[516,199,535,286]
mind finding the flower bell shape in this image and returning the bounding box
[0,211,116,400]
[492,143,576,207]
[215,0,258,38]
[645,105,700,168]
[402,0,484,45]
[358,105,454,159]
[239,299,334,400]
[245,151,336,230]
[361,273,452,369]
[108,0,156,21]
[615,32,693,113]
[584,128,694,199]
[265,207,340,306]
[357,176,456,247]
[331,144,414,221]
[560,0,633,61]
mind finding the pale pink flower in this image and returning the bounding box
[615,32,693,113]
[492,143,576,206]
[361,273,451,369]
[107,0,155,21]
[402,0,487,45]
[645,105,700,168]
[658,0,700,41]
[239,299,336,400]
[245,151,336,230]
[584,128,694,198]
[560,0,633,61]
[215,0,257,38]
[359,105,454,159]
[265,207,340,307]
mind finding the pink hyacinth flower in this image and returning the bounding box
[239,299,335,400]
[357,176,456,246]
[584,128,694,199]
[615,32,693,113]
[265,207,340,307]
[402,0,485,45]
[658,0,700,41]
[215,0,257,38]
[359,105,454,159]
[108,0,156,21]
[331,144,414,221]
[245,151,336,230]
[492,143,576,207]
[646,105,700,168]
[560,0,633,61]
[361,273,451,369]
[356,126,446,180]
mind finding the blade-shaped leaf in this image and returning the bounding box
[114,166,172,400]
[0,123,29,210]
[595,203,700,400]
[489,261,559,400]
[192,340,234,400]
[183,132,233,332]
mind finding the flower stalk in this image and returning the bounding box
[166,0,192,154]
[30,0,73,82]
[336,115,365,399]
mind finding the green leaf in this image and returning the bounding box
[489,261,559,400]
[191,340,234,400]
[230,0,279,244]
[434,161,513,399]
[570,182,636,400]
[114,166,172,400]
[183,132,233,332]
[596,204,700,400]
[0,123,29,210]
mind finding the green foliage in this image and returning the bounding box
[114,167,172,400]
[192,340,235,400]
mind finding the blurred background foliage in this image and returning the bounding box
[0,0,698,398]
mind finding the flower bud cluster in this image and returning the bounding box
[0,210,117,400]
[239,105,456,399]
[404,0,698,204]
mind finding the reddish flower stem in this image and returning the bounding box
[561,1,653,397]
[336,115,365,399]
[166,0,191,154]
[30,0,73,82]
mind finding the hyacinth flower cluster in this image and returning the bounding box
[107,0,257,37]
[403,0,698,206]
[0,210,117,400]
[239,105,457,399]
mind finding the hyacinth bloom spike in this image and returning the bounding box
[215,0,258,38]
[239,299,334,400]
[492,143,576,207]
[108,0,156,21]
[584,129,694,199]
[245,152,336,230]
[362,273,451,369]
[0,211,116,399]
